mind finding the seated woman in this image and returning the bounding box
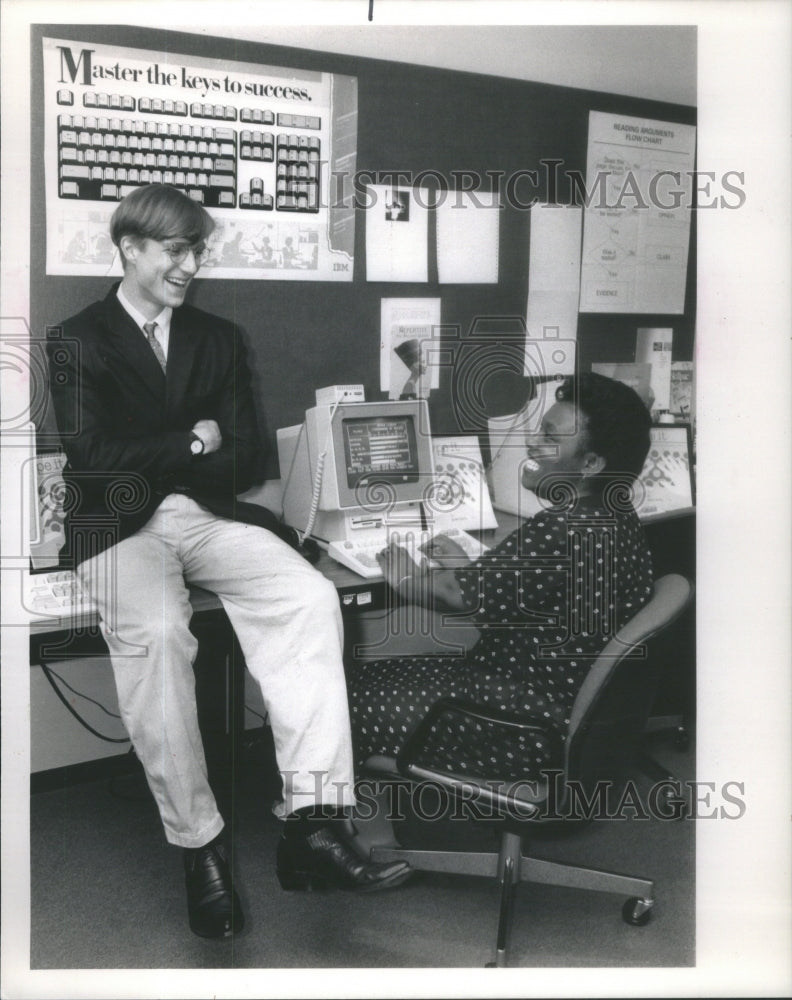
[346,373,654,784]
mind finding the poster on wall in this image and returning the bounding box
[380,297,441,400]
[580,111,696,313]
[42,37,357,281]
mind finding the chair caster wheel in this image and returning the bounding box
[622,897,653,926]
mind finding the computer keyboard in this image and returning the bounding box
[56,104,321,211]
[24,570,96,620]
[327,526,490,580]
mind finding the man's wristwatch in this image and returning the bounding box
[190,433,205,456]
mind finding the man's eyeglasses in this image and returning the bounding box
[161,242,210,266]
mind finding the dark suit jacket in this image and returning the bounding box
[47,284,290,564]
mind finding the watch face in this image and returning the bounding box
[191,438,203,455]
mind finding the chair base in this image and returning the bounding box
[371,831,654,966]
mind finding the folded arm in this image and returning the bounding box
[47,324,261,497]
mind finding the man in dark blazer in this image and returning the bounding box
[47,185,409,940]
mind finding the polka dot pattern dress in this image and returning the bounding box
[347,498,654,782]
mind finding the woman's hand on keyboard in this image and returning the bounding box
[376,538,424,595]
[421,532,471,568]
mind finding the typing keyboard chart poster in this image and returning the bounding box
[580,111,696,314]
[43,37,357,281]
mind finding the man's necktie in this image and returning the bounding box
[142,321,167,373]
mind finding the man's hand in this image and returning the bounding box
[191,419,222,455]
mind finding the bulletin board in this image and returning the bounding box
[30,24,697,476]
[42,36,357,281]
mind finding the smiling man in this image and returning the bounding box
[46,184,410,941]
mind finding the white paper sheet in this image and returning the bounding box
[527,203,582,293]
[436,190,499,283]
[524,203,581,379]
[365,185,428,282]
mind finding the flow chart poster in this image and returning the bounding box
[42,37,357,280]
[580,111,696,313]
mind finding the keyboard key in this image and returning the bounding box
[60,164,91,180]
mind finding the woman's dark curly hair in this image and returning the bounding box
[555,372,652,480]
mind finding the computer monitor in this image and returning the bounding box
[278,398,436,545]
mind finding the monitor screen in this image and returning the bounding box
[341,415,419,488]
[306,398,434,514]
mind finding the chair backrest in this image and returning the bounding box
[565,573,694,782]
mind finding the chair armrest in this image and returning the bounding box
[394,697,566,816]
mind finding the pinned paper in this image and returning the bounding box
[366,185,429,283]
[524,204,582,401]
[580,111,696,313]
[436,190,500,284]
[527,204,582,295]
[636,327,673,412]
[380,298,441,399]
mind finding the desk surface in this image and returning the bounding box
[29,497,695,638]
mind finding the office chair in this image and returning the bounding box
[359,574,695,967]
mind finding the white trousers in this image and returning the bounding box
[78,494,356,848]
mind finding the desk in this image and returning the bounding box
[30,502,694,793]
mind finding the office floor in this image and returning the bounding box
[30,732,695,971]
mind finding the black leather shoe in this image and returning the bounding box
[276,825,412,893]
[183,840,244,938]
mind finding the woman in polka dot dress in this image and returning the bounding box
[346,373,655,783]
